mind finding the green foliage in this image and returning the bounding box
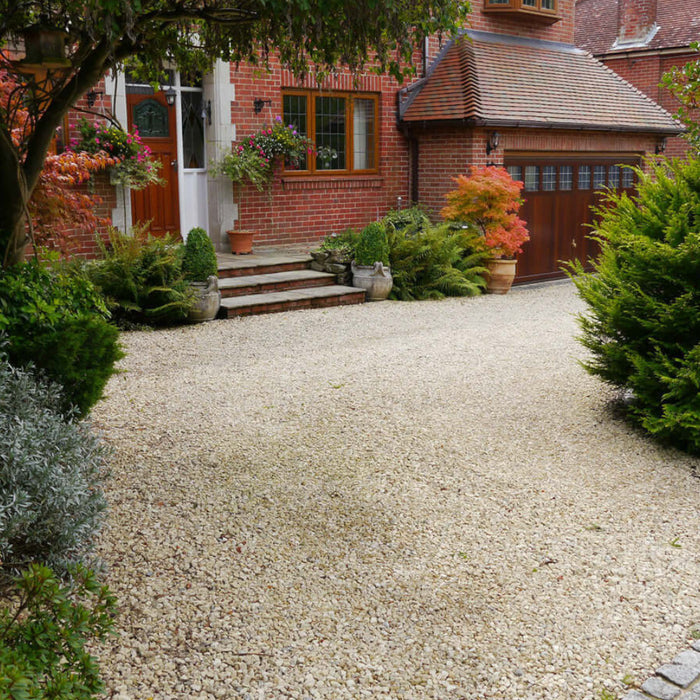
[0,260,123,416]
[0,359,108,576]
[0,564,116,699]
[319,229,359,255]
[661,42,700,153]
[387,220,488,300]
[571,158,700,454]
[354,222,390,266]
[88,226,194,327]
[182,227,218,282]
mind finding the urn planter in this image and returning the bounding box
[188,276,221,322]
[351,261,393,301]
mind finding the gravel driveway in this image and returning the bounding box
[93,280,700,700]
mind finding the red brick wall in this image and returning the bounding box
[415,126,656,217]
[470,0,575,44]
[230,58,411,247]
[604,52,693,159]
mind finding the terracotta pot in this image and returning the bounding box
[227,230,254,255]
[485,257,517,294]
[351,261,393,301]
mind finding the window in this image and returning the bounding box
[559,166,573,191]
[542,166,556,191]
[578,165,591,190]
[622,167,635,189]
[608,165,620,189]
[593,165,607,189]
[506,165,522,183]
[484,0,559,21]
[282,90,379,174]
[524,166,539,191]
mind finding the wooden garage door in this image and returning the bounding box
[504,155,639,283]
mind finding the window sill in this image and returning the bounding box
[281,174,383,190]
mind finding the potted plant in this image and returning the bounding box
[351,222,393,301]
[181,227,221,322]
[214,117,315,254]
[442,166,530,294]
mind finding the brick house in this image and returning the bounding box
[575,0,700,160]
[68,0,680,281]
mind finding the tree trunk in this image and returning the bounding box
[0,131,30,268]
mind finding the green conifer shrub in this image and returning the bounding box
[0,260,123,416]
[0,359,108,576]
[571,158,700,454]
[182,227,218,282]
[354,222,390,266]
[0,564,116,699]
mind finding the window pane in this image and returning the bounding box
[283,94,308,170]
[524,166,539,191]
[559,165,573,190]
[181,92,204,169]
[608,165,620,188]
[487,0,511,4]
[353,98,375,170]
[315,96,346,170]
[594,165,606,189]
[578,165,591,190]
[522,0,537,6]
[506,165,522,183]
[541,0,555,9]
[622,167,634,189]
[542,165,556,191]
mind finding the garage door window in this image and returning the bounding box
[542,166,556,191]
[524,166,539,191]
[578,166,591,190]
[608,165,620,188]
[559,166,573,190]
[593,165,607,189]
[622,167,634,189]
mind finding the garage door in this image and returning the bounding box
[504,155,639,283]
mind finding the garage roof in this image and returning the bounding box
[399,30,682,134]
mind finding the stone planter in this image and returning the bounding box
[351,261,393,301]
[227,230,254,255]
[310,249,353,285]
[188,276,221,322]
[485,257,517,294]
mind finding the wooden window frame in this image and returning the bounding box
[282,89,380,176]
[483,0,560,23]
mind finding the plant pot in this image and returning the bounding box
[485,257,517,294]
[351,261,393,301]
[227,230,254,255]
[188,276,221,322]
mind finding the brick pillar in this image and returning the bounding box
[618,0,658,43]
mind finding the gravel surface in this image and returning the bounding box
[92,281,700,700]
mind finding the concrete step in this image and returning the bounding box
[219,269,336,298]
[219,285,366,318]
[217,253,312,279]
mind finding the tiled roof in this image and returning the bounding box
[575,0,700,55]
[400,29,682,133]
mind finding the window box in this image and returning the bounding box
[483,0,560,23]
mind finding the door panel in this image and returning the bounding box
[505,156,638,283]
[126,92,180,236]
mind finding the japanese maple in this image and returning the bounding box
[442,166,530,258]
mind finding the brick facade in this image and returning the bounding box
[617,0,658,43]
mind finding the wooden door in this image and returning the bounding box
[505,156,639,283]
[127,93,180,236]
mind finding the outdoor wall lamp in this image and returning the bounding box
[165,86,177,107]
[655,138,667,155]
[253,98,272,114]
[486,131,500,156]
[201,99,212,126]
[86,89,103,107]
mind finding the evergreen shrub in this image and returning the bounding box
[0,260,123,416]
[88,226,193,327]
[571,158,700,454]
[0,359,108,576]
[182,227,218,282]
[0,564,116,699]
[354,222,390,266]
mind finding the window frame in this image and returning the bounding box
[282,89,380,176]
[483,0,559,22]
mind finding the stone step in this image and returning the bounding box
[219,285,366,318]
[217,253,312,279]
[219,269,336,298]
